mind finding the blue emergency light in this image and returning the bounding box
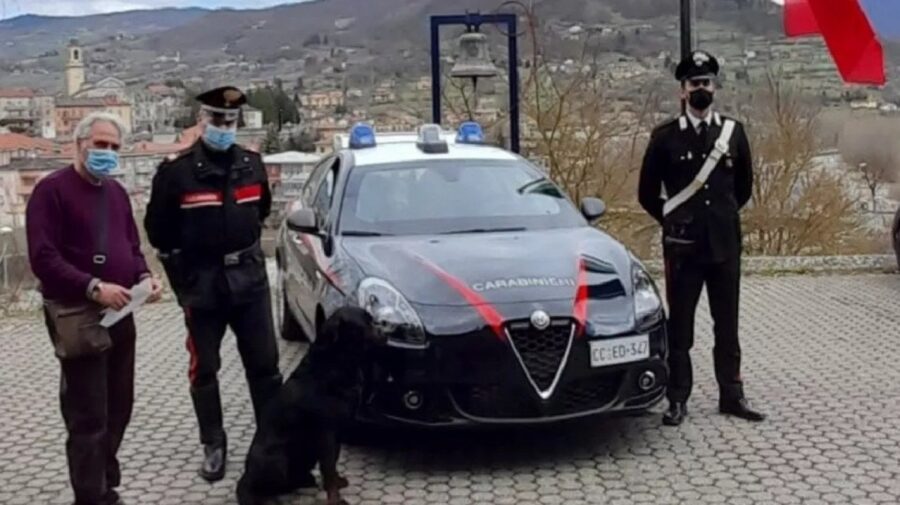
[456,121,485,144]
[349,123,376,149]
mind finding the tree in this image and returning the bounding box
[287,131,317,152]
[839,118,900,213]
[737,72,873,255]
[261,125,282,154]
[247,86,300,127]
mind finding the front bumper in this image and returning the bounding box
[357,320,668,427]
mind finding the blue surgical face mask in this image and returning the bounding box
[85,149,119,178]
[203,124,237,151]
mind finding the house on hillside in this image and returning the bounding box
[263,150,322,222]
[54,96,133,140]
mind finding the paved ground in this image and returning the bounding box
[2,273,900,505]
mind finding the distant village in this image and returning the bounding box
[1,24,899,232]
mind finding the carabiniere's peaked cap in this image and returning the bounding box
[675,50,719,81]
[196,86,247,117]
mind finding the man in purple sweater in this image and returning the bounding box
[26,112,162,505]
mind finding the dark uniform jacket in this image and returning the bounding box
[638,112,753,262]
[145,140,272,308]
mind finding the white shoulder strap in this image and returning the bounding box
[663,119,736,217]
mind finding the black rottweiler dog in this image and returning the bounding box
[236,307,385,505]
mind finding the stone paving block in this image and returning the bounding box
[1,274,900,504]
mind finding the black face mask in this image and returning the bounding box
[688,89,714,111]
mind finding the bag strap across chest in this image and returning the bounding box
[92,182,109,277]
[663,118,736,217]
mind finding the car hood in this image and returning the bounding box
[341,227,636,309]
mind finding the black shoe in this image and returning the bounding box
[719,398,766,422]
[662,402,687,426]
[199,440,227,482]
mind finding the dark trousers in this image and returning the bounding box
[664,252,743,404]
[47,314,136,505]
[183,291,282,446]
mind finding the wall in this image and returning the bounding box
[0,171,22,227]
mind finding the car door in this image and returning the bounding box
[284,156,336,333]
[296,156,341,330]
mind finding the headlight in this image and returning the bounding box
[632,261,663,328]
[357,277,427,348]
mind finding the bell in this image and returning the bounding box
[451,31,498,79]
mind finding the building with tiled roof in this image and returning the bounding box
[54,96,133,140]
[0,133,56,167]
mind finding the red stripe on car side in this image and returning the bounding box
[413,256,507,342]
[573,257,589,336]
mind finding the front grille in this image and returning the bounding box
[507,319,574,395]
[554,373,623,414]
[452,384,539,418]
[451,373,623,419]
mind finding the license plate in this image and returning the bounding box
[589,335,650,368]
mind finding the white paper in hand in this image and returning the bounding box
[100,278,153,328]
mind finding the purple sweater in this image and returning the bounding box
[26,166,150,303]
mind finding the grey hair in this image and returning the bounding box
[73,112,127,142]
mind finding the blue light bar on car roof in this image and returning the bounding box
[456,121,485,144]
[416,124,449,154]
[349,122,376,149]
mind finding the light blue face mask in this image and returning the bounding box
[203,124,237,151]
[85,149,119,178]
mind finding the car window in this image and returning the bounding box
[340,159,586,235]
[312,159,339,221]
[302,156,334,205]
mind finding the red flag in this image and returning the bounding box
[784,0,885,85]
[784,0,818,36]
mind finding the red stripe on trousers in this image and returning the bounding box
[183,308,199,385]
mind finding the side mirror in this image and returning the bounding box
[286,208,319,234]
[581,197,606,222]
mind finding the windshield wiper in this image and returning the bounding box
[440,227,528,235]
[341,230,392,237]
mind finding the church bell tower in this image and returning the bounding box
[65,39,86,96]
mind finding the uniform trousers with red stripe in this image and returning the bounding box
[664,249,744,404]
[45,311,136,505]
[183,292,282,446]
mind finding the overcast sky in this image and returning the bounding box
[0,0,300,19]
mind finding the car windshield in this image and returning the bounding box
[339,159,586,236]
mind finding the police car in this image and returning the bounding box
[274,122,668,426]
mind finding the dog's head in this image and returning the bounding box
[317,307,387,363]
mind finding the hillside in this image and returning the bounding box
[145,0,784,58]
[0,0,785,63]
[3,0,900,95]
[0,8,208,60]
